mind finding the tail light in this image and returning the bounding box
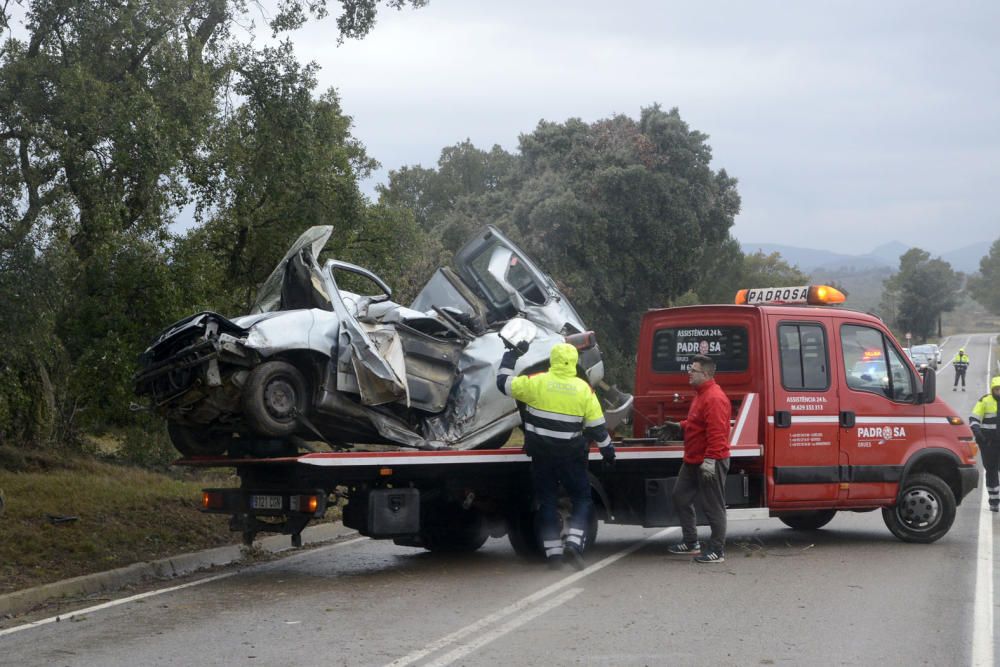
[202,491,225,510]
[565,331,597,351]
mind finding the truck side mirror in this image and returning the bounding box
[918,365,936,404]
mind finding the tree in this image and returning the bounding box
[380,105,742,385]
[967,237,1000,316]
[0,0,427,446]
[694,243,809,305]
[881,249,962,341]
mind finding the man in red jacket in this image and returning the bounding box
[667,354,732,563]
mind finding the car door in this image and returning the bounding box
[322,261,409,407]
[768,315,842,505]
[452,226,587,335]
[837,322,924,501]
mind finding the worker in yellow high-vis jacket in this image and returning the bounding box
[970,376,1000,512]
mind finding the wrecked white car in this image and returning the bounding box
[134,225,632,457]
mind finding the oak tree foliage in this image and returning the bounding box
[967,237,1000,316]
[380,105,742,385]
[0,0,426,448]
[880,248,962,342]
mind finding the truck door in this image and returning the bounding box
[768,317,841,504]
[836,323,923,501]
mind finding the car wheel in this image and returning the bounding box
[242,361,308,437]
[167,422,231,457]
[778,509,837,530]
[882,472,956,543]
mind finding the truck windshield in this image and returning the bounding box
[651,326,749,372]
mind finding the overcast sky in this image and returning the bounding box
[273,0,999,255]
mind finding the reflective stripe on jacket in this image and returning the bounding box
[971,393,999,435]
[953,353,970,370]
[497,344,611,458]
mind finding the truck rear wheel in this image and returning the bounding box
[167,422,231,457]
[778,510,837,531]
[882,473,956,543]
[507,507,599,560]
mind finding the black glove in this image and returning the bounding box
[665,420,683,440]
[500,349,520,370]
[600,445,616,464]
[972,426,985,447]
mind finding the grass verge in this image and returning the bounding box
[0,448,243,595]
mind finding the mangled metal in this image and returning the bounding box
[134,225,632,456]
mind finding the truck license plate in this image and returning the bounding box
[251,495,283,510]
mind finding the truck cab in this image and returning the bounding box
[632,285,979,542]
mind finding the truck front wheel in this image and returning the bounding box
[882,473,956,543]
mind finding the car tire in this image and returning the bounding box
[778,509,837,531]
[242,361,308,438]
[882,472,956,543]
[167,422,231,457]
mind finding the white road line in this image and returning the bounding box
[971,334,996,667]
[986,335,995,389]
[972,481,994,667]
[423,588,584,667]
[385,526,679,667]
[0,536,369,638]
[0,572,237,638]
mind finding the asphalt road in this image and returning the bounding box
[1,333,997,667]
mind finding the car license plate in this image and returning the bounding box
[251,494,283,510]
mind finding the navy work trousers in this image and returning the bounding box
[531,454,592,557]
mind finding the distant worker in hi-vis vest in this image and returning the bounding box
[953,349,969,391]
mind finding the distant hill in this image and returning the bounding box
[740,241,986,274]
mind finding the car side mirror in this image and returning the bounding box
[918,365,936,404]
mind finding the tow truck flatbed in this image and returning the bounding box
[184,396,767,554]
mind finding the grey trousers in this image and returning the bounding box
[673,458,730,553]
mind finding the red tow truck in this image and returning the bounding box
[188,285,978,552]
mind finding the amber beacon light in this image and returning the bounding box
[735,284,846,306]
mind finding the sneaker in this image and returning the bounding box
[546,557,564,571]
[693,550,725,564]
[667,541,701,555]
[563,546,586,571]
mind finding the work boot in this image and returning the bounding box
[991,506,999,513]
[953,387,957,392]
[563,545,586,571]
[962,387,966,392]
